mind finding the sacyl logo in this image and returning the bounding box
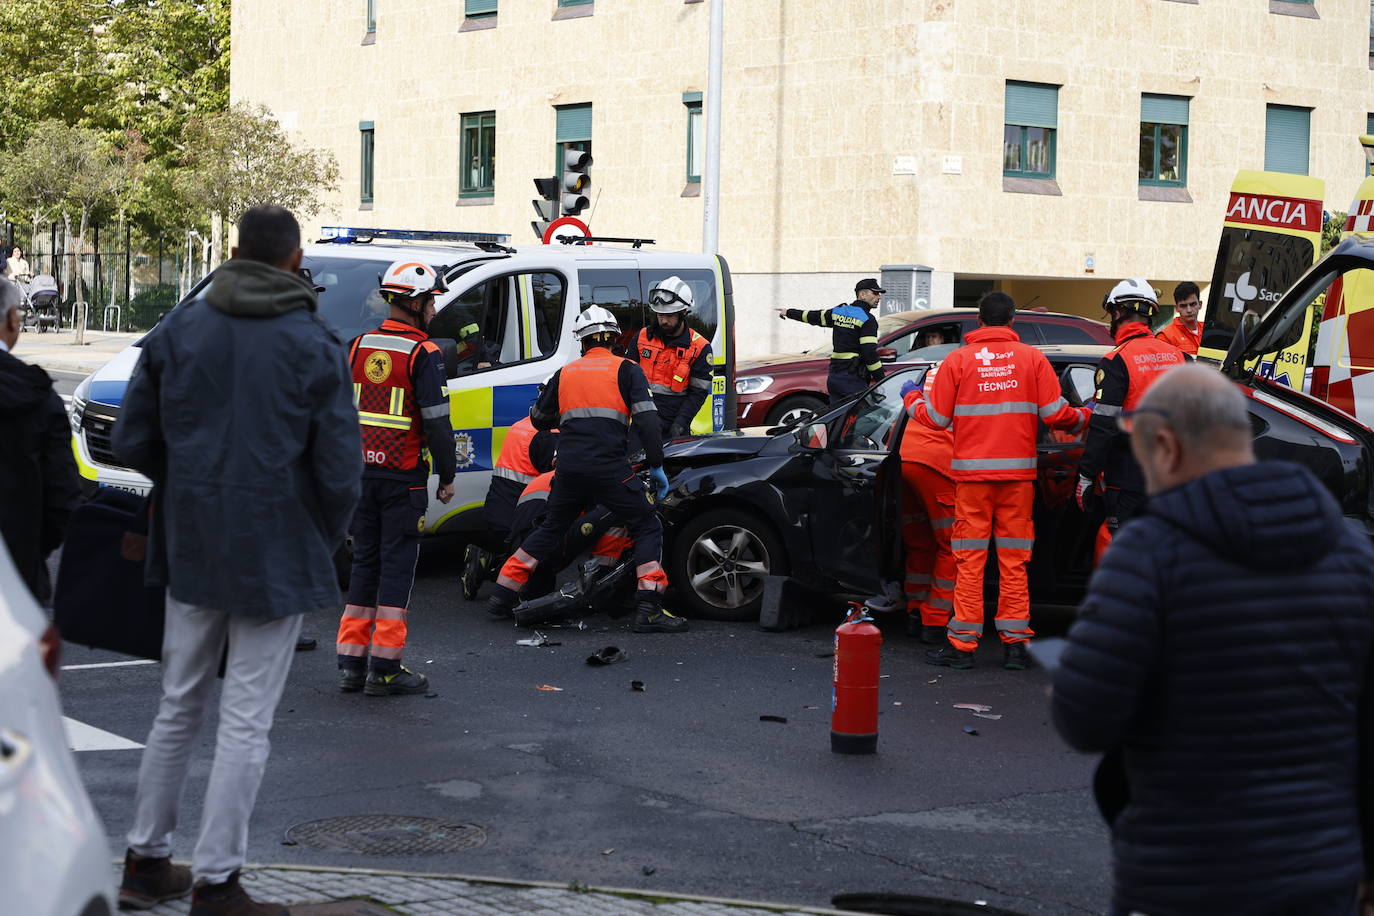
[1222,271,1280,314]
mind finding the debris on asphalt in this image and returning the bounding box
[424,693,439,699]
[972,712,1003,720]
[759,715,788,724]
[953,703,992,712]
[962,725,979,736]
[814,652,834,658]
[927,678,939,684]
[516,632,561,648]
[536,685,563,691]
[630,680,645,692]
[586,646,627,666]
[601,848,614,855]
[641,865,657,876]
[892,702,903,706]
[803,705,818,709]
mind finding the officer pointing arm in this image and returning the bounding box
[773,278,887,405]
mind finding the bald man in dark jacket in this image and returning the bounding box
[1053,365,1374,916]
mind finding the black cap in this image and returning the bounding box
[855,278,886,294]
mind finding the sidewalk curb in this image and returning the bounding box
[110,859,865,915]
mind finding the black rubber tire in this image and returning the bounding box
[667,507,789,622]
[764,394,827,428]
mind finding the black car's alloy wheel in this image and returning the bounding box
[669,508,787,621]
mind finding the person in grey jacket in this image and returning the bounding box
[1052,365,1374,916]
[112,206,362,916]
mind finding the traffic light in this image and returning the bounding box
[531,176,559,240]
[561,148,592,216]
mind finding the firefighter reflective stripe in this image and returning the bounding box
[390,388,405,415]
[906,573,932,585]
[593,526,632,563]
[561,406,629,423]
[689,376,711,390]
[953,402,1040,416]
[360,334,420,354]
[951,457,1038,471]
[948,620,984,636]
[997,538,1035,550]
[496,467,537,485]
[494,418,542,483]
[933,578,956,590]
[353,382,361,405]
[371,605,407,660]
[831,351,858,360]
[859,336,878,345]
[1095,404,1122,417]
[631,400,656,416]
[648,383,676,396]
[637,560,668,592]
[952,537,991,550]
[496,547,539,591]
[517,489,549,505]
[358,411,413,429]
[336,604,376,658]
[421,402,447,420]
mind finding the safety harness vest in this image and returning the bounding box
[635,327,708,397]
[350,321,435,473]
[493,417,541,486]
[558,350,633,426]
[518,470,555,506]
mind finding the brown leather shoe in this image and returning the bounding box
[118,848,192,909]
[189,870,288,916]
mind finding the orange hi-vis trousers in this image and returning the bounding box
[948,480,1035,649]
[901,462,956,628]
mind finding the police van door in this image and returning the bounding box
[423,258,578,535]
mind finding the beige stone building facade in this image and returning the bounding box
[231,0,1374,356]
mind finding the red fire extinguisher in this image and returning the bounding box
[831,601,882,754]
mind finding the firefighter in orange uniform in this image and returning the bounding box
[898,365,957,644]
[1154,281,1203,355]
[486,306,687,633]
[906,292,1089,671]
[636,276,713,439]
[337,261,456,696]
[1078,279,1187,541]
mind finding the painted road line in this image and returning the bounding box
[63,717,144,752]
[61,659,156,671]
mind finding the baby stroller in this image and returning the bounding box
[25,274,60,333]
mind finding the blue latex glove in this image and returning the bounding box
[899,379,921,400]
[649,466,670,502]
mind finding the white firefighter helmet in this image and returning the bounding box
[1103,278,1159,317]
[648,276,694,314]
[379,260,448,301]
[572,305,620,340]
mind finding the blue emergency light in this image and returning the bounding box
[319,226,513,244]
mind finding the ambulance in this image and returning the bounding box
[68,228,737,536]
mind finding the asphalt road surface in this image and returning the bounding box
[47,366,1111,914]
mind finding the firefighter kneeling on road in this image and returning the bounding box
[337,261,456,696]
[636,276,713,439]
[486,306,687,633]
[1077,279,1187,551]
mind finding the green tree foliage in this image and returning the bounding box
[0,0,113,147]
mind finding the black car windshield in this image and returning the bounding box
[806,313,914,357]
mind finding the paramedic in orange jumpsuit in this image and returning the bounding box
[898,365,956,645]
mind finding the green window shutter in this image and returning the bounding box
[1141,94,1189,125]
[466,0,497,14]
[1265,104,1311,175]
[1005,81,1057,129]
[556,104,592,142]
[1366,112,1373,135]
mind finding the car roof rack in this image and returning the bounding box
[317,226,514,246]
[556,235,657,249]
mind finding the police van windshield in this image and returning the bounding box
[301,254,389,343]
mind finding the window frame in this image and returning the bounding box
[366,0,376,33]
[1264,103,1312,176]
[684,93,703,184]
[1003,81,1059,180]
[464,0,497,17]
[557,0,592,6]
[459,111,496,199]
[1139,122,1189,187]
[359,122,375,205]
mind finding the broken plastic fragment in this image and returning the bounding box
[536,684,563,691]
[601,848,614,855]
[972,712,1002,720]
[953,703,992,712]
[962,725,979,736]
[630,680,645,692]
[759,715,788,724]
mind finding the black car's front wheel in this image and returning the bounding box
[668,508,788,621]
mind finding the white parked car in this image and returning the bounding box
[0,544,115,916]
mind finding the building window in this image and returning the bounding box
[1265,104,1311,175]
[366,0,376,33]
[558,0,592,5]
[465,0,496,17]
[684,93,703,184]
[1003,81,1058,179]
[555,103,592,181]
[461,112,495,198]
[1139,94,1189,186]
[360,122,375,205]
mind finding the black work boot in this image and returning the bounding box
[631,598,689,633]
[925,644,975,669]
[364,664,430,696]
[1003,642,1030,671]
[338,661,365,692]
[189,870,287,916]
[119,848,193,910]
[460,543,488,600]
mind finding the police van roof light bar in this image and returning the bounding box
[318,226,514,245]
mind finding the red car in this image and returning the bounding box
[735,307,1114,427]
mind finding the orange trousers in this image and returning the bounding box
[949,480,1035,649]
[900,462,956,628]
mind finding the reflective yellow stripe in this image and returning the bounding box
[859,336,878,344]
[352,382,361,406]
[390,386,404,415]
[358,411,413,429]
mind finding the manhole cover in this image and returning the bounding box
[285,815,487,855]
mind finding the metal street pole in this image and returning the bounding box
[702,0,723,254]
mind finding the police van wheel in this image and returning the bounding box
[765,395,826,429]
[668,508,788,622]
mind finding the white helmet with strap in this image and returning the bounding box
[572,305,620,340]
[1103,278,1159,318]
[648,275,694,314]
[380,260,448,301]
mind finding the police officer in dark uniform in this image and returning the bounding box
[636,275,713,438]
[1077,278,1187,537]
[774,278,886,404]
[486,305,687,633]
[337,260,457,696]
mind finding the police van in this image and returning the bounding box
[68,227,737,536]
